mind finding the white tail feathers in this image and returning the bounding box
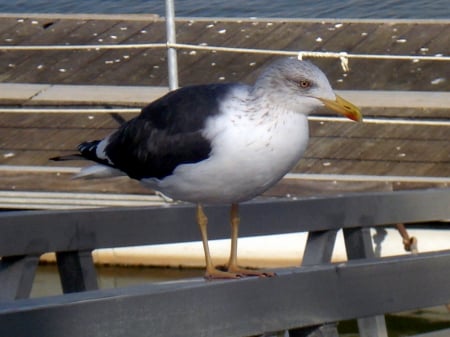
[73,164,124,179]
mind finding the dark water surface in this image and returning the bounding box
[0,0,449,19]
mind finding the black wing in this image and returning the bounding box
[81,83,234,180]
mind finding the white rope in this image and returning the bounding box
[0,106,448,126]
[1,41,448,64]
[0,107,140,114]
[308,116,450,127]
[0,43,167,50]
[298,51,350,71]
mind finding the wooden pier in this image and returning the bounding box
[0,14,449,207]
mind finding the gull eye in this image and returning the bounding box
[298,80,311,89]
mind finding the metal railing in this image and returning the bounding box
[0,188,449,336]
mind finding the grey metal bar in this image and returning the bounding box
[0,250,449,337]
[165,0,178,90]
[411,328,450,337]
[56,251,98,293]
[289,230,339,336]
[0,189,448,257]
[301,230,338,266]
[0,255,39,301]
[289,325,339,337]
[343,227,388,337]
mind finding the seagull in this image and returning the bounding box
[52,57,362,279]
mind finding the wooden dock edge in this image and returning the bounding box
[0,12,449,24]
[1,83,449,108]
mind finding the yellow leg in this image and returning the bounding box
[227,203,275,277]
[196,203,242,279]
[227,203,240,272]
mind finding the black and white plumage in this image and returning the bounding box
[55,57,362,278]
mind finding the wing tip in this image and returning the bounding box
[73,164,123,179]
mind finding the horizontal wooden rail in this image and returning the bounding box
[1,83,449,108]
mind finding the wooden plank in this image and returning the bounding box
[309,121,450,141]
[27,85,167,106]
[0,17,22,37]
[296,158,450,177]
[63,20,161,85]
[1,110,449,178]
[0,83,49,104]
[2,84,449,111]
[344,22,414,90]
[0,18,85,82]
[381,23,448,91]
[301,22,381,90]
[0,190,165,210]
[1,19,119,83]
[0,251,449,337]
[306,136,449,162]
[2,169,444,202]
[0,18,448,91]
[86,20,167,85]
[176,20,293,85]
[0,112,125,135]
[0,170,152,197]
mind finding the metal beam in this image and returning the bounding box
[0,189,448,257]
[0,250,449,337]
[56,251,98,293]
[0,255,39,301]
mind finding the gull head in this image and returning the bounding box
[253,57,362,122]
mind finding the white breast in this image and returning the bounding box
[142,91,310,204]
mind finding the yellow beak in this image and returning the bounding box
[319,94,362,122]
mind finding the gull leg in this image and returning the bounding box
[396,223,418,254]
[196,204,241,279]
[227,203,275,277]
[227,203,240,272]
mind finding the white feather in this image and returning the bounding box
[73,164,124,179]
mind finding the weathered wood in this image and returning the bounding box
[0,17,449,198]
[0,16,448,91]
[0,251,449,337]
[1,109,449,184]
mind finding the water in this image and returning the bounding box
[0,0,449,19]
